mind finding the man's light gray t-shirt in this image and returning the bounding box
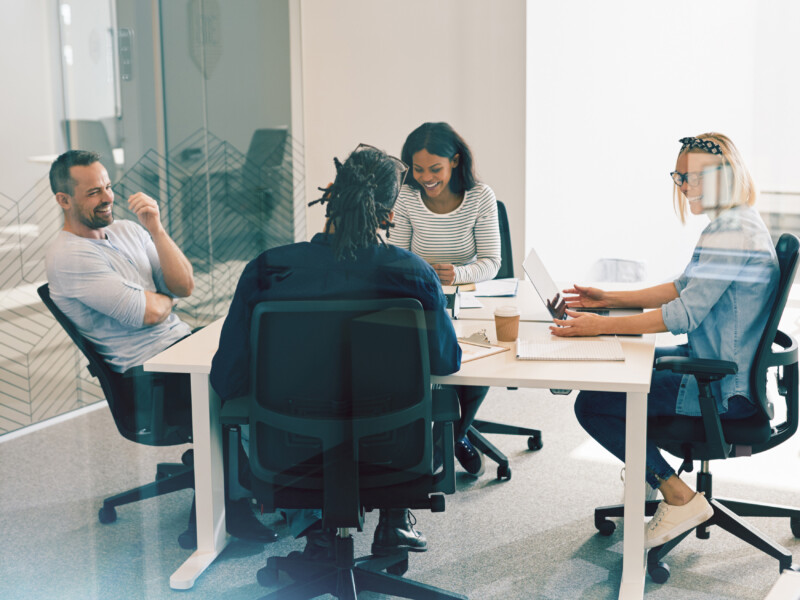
[45,220,192,373]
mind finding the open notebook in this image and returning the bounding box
[517,333,625,361]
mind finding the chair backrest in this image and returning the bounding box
[750,233,800,444]
[37,284,186,446]
[247,298,436,527]
[244,127,288,172]
[62,119,118,182]
[495,200,514,279]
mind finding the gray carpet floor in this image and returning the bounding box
[1,387,798,600]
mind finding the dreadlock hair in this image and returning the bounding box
[309,145,402,260]
[401,122,478,195]
[49,150,101,196]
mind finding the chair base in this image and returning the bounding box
[468,420,542,481]
[258,534,467,600]
[594,494,798,583]
[99,462,194,522]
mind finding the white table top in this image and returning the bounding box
[457,279,552,322]
[143,318,224,374]
[144,314,655,394]
[433,319,655,393]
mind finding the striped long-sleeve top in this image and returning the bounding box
[390,183,501,284]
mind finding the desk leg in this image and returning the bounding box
[619,391,647,600]
[169,374,229,590]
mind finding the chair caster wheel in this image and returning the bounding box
[178,528,197,549]
[527,434,543,451]
[791,516,800,538]
[596,519,616,536]
[648,561,670,584]
[496,464,512,480]
[98,506,117,524]
[257,565,279,586]
[386,557,408,576]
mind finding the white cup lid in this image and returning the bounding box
[494,305,520,317]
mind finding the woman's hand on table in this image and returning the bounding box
[432,263,456,286]
[549,309,607,337]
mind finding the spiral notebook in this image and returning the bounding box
[516,334,625,361]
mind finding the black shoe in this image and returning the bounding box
[371,509,427,555]
[302,527,336,561]
[454,436,485,476]
[226,499,278,543]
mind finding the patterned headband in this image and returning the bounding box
[679,137,722,155]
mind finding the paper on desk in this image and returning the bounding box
[474,278,518,297]
[457,292,484,309]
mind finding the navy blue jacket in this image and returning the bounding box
[210,233,461,401]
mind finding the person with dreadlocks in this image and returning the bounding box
[549,133,778,549]
[210,143,461,559]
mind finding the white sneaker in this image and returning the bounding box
[644,492,714,549]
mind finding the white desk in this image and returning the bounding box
[145,315,655,599]
[457,279,551,322]
[143,319,227,590]
[434,319,655,600]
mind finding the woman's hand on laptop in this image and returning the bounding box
[549,310,607,337]
[563,284,608,308]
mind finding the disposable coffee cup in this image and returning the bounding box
[494,305,520,342]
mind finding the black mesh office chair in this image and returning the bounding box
[594,233,800,583]
[222,298,466,600]
[466,200,543,480]
[37,285,194,530]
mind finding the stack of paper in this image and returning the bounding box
[474,278,518,297]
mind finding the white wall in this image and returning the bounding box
[299,0,527,268]
[0,0,59,198]
[527,0,757,283]
[753,0,800,193]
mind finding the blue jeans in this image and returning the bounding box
[573,345,758,489]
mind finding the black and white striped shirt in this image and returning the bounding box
[390,183,501,284]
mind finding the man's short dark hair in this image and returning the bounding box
[49,150,102,195]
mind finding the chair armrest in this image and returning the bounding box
[432,387,460,423]
[655,356,737,381]
[220,395,249,425]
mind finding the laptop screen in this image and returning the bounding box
[522,248,566,320]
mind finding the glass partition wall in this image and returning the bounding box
[0,0,304,435]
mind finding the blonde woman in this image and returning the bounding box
[551,133,778,548]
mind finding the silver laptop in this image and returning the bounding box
[522,248,642,320]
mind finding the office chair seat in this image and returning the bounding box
[239,299,466,600]
[649,413,772,447]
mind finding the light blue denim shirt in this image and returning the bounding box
[45,220,192,373]
[661,205,779,416]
